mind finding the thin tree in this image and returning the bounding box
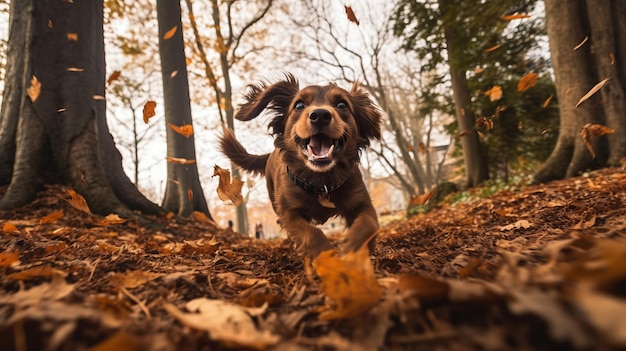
[157,0,211,218]
[534,0,626,182]
[0,0,161,216]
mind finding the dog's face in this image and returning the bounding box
[235,74,382,173]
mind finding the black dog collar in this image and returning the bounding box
[286,166,346,195]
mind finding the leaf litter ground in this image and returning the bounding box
[2,167,626,350]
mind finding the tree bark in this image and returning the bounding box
[157,0,212,218]
[535,0,626,183]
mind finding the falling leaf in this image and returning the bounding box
[213,165,244,206]
[502,14,531,20]
[518,72,538,92]
[2,222,19,233]
[143,100,156,123]
[193,211,216,225]
[484,44,502,53]
[67,33,78,41]
[457,130,471,137]
[576,78,610,107]
[474,67,485,74]
[27,75,41,102]
[542,94,554,108]
[0,251,19,267]
[609,52,615,65]
[66,67,84,72]
[485,85,503,102]
[168,123,194,137]
[580,123,614,158]
[93,95,105,100]
[187,189,194,201]
[164,298,279,349]
[107,70,121,85]
[170,70,178,78]
[573,36,589,51]
[409,188,436,206]
[66,189,91,214]
[41,211,64,224]
[313,246,382,320]
[163,26,178,40]
[475,117,494,131]
[48,20,53,29]
[344,6,359,25]
[165,156,196,164]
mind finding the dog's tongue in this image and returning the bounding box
[308,135,334,159]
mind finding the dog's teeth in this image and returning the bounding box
[327,144,335,157]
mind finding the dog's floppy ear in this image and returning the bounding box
[350,82,382,146]
[235,73,300,135]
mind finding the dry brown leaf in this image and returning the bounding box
[580,123,614,158]
[397,274,450,302]
[88,331,143,351]
[475,117,494,131]
[485,85,503,102]
[576,78,610,107]
[163,26,177,40]
[192,211,215,225]
[484,44,502,53]
[344,5,359,25]
[166,156,196,165]
[107,70,121,85]
[8,265,68,280]
[41,211,64,224]
[167,123,194,137]
[67,189,91,214]
[313,247,382,320]
[2,222,19,233]
[502,13,531,20]
[518,72,538,92]
[213,165,244,206]
[142,100,156,123]
[27,75,41,102]
[0,251,19,267]
[109,270,162,289]
[94,214,127,226]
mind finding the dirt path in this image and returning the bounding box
[2,167,626,350]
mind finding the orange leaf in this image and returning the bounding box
[542,94,554,108]
[0,251,19,267]
[475,117,494,131]
[409,188,436,206]
[485,85,503,102]
[2,222,19,233]
[484,44,501,53]
[163,26,178,40]
[8,265,68,280]
[168,123,194,137]
[580,123,614,159]
[109,270,162,289]
[193,211,216,225]
[40,211,64,224]
[67,189,91,214]
[67,33,78,41]
[27,75,41,102]
[518,72,538,92]
[501,14,530,21]
[576,78,610,107]
[44,242,68,254]
[187,189,194,201]
[313,246,382,320]
[344,6,360,25]
[213,165,244,206]
[143,100,156,123]
[107,70,121,85]
[94,214,127,226]
[66,67,84,72]
[165,156,196,164]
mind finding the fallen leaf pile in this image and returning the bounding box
[2,167,626,350]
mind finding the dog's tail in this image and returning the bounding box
[219,128,269,176]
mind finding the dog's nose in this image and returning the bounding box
[309,109,332,126]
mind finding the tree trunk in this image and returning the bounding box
[157,0,212,218]
[443,21,490,188]
[535,0,626,183]
[0,0,156,217]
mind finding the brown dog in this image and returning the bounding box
[220,74,382,258]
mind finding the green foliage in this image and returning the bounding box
[447,173,533,205]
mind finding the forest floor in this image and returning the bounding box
[2,167,626,351]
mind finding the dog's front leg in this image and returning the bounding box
[343,206,379,254]
[280,211,333,258]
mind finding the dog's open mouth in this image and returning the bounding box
[300,134,342,165]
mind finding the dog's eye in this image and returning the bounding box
[294,101,305,110]
[336,101,348,110]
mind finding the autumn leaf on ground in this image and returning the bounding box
[213,165,244,206]
[94,213,127,226]
[485,85,503,101]
[163,26,177,40]
[164,298,279,349]
[518,72,538,92]
[8,265,68,280]
[313,247,382,320]
[345,6,359,25]
[576,78,610,107]
[109,270,162,290]
[27,75,41,102]
[502,13,531,20]
[580,123,614,159]
[168,123,194,137]
[0,251,19,267]
[66,189,91,214]
[107,70,121,85]
[142,100,156,123]
[476,117,494,131]
[193,211,216,225]
[40,211,64,224]
[2,222,18,233]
